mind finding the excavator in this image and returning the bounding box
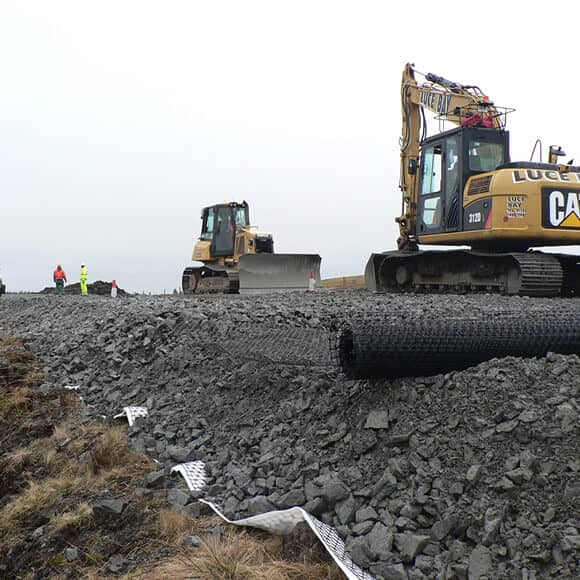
[182,200,321,294]
[366,64,580,297]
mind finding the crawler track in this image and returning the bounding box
[366,250,580,297]
[182,266,239,294]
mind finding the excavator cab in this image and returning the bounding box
[417,126,509,235]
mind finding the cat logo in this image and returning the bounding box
[542,188,580,228]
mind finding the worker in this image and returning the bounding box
[80,264,88,296]
[53,264,67,293]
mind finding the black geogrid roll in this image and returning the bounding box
[338,313,580,379]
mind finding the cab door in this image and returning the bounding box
[210,206,236,256]
[444,135,461,231]
[418,142,444,234]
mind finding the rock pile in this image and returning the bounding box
[40,280,126,296]
[0,292,578,579]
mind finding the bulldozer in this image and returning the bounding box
[182,200,321,294]
[366,64,580,297]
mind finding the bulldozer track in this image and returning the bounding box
[182,267,239,295]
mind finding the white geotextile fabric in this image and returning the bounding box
[113,406,148,426]
[172,462,375,580]
[170,461,207,491]
[200,500,375,580]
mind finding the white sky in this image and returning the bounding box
[1,0,579,292]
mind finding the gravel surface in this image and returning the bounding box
[1,292,579,579]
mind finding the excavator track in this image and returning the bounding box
[514,253,563,297]
[365,250,579,297]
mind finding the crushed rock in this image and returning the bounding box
[1,292,578,579]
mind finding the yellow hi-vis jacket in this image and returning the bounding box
[80,266,88,282]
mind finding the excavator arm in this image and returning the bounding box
[397,63,505,249]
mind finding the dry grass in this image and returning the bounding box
[0,336,22,347]
[23,368,45,388]
[0,386,35,414]
[0,423,152,541]
[88,425,143,475]
[50,502,93,535]
[0,477,80,531]
[6,446,34,471]
[157,508,209,544]
[141,529,342,580]
[3,426,71,480]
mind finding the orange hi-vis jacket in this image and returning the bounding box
[53,268,67,281]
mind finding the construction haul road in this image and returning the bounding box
[0,292,578,579]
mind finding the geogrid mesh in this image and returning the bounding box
[219,324,334,366]
[337,312,580,379]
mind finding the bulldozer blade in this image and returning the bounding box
[364,252,388,292]
[238,254,322,293]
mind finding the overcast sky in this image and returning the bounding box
[2,0,579,292]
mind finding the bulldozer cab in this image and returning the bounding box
[200,202,250,257]
[417,126,509,235]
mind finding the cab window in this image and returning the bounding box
[214,206,235,254]
[445,137,459,197]
[421,145,442,194]
[200,208,215,240]
[469,140,504,172]
[235,207,247,227]
[422,197,442,227]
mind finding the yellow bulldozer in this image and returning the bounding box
[182,201,321,294]
[366,64,580,297]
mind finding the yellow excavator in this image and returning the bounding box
[366,64,580,296]
[182,200,321,294]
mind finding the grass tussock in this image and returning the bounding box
[23,369,45,388]
[157,508,209,544]
[88,425,144,475]
[0,477,80,531]
[142,529,343,580]
[0,423,152,541]
[50,502,93,535]
[6,446,34,471]
[0,387,35,414]
[0,336,23,347]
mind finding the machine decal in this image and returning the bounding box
[464,198,492,231]
[505,195,526,219]
[512,169,580,183]
[542,188,580,228]
[468,211,482,224]
[420,90,451,115]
